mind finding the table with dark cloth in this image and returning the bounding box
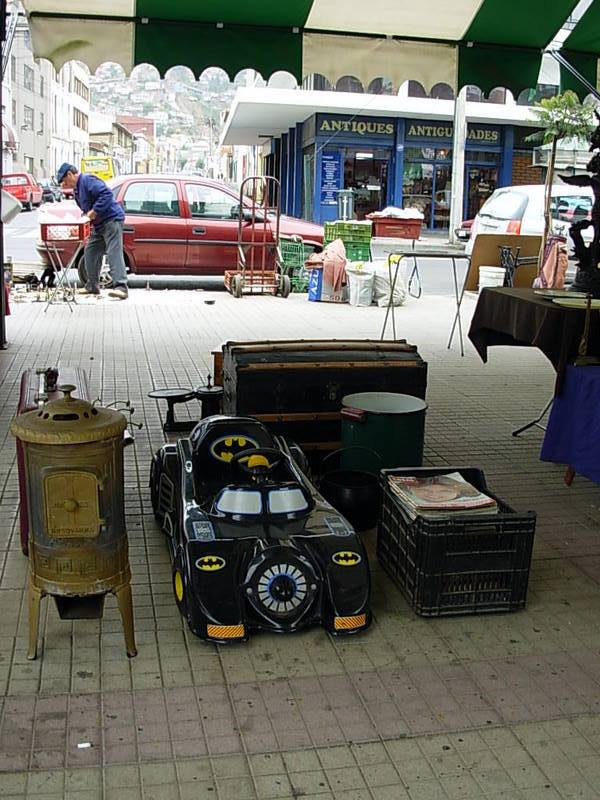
[540,365,600,484]
[468,287,600,392]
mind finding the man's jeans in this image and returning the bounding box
[84,219,128,290]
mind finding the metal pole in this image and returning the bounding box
[449,86,468,245]
[547,49,600,102]
[0,0,7,349]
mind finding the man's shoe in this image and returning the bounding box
[108,287,128,300]
[78,287,100,295]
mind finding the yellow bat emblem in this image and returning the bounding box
[195,555,226,572]
[332,551,362,567]
[210,435,259,463]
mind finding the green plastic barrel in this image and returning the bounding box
[341,392,427,470]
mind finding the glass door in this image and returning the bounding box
[466,166,498,220]
[402,161,433,227]
[432,165,452,230]
[342,147,390,219]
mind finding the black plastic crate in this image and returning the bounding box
[377,467,536,616]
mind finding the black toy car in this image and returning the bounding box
[150,415,371,642]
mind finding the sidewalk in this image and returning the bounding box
[0,287,599,799]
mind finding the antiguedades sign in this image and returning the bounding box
[317,115,395,137]
[406,120,501,143]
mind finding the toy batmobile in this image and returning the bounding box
[150,415,371,642]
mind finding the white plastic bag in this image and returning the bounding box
[371,260,406,307]
[346,266,374,306]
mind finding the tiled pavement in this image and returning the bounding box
[1,286,600,799]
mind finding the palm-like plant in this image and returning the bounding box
[527,91,596,265]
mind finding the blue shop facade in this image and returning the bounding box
[264,113,536,229]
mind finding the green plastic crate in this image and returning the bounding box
[324,221,372,243]
[345,241,371,261]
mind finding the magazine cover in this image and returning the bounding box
[388,471,498,514]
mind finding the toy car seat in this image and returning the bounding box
[190,415,277,502]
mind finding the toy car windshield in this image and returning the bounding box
[214,485,310,517]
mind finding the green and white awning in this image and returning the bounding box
[22,0,582,95]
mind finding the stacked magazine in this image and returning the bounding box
[387,472,499,520]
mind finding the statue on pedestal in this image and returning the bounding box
[562,112,600,296]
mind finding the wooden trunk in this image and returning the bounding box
[221,339,427,454]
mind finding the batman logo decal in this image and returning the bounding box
[210,435,259,463]
[332,551,362,567]
[195,555,226,572]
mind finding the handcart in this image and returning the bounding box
[39,220,90,311]
[224,176,291,299]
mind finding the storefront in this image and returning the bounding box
[275,113,513,227]
[221,90,537,230]
[402,119,511,230]
[300,114,397,224]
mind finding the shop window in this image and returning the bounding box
[431,83,454,100]
[408,81,427,98]
[517,84,558,106]
[487,87,507,104]
[336,76,364,93]
[465,85,483,102]
[368,78,394,95]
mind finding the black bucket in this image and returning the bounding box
[319,447,381,532]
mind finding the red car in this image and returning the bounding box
[37,175,323,284]
[2,172,43,211]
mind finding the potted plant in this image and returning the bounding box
[526,91,596,272]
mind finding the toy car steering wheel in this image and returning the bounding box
[231,447,284,476]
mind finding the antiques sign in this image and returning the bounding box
[406,120,501,143]
[317,115,395,138]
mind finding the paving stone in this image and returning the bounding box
[3,289,600,799]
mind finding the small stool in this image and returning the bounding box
[148,388,197,432]
[149,378,224,434]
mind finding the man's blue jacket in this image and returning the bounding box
[74,173,125,227]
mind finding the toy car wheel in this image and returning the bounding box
[172,556,189,618]
[279,274,291,298]
[231,274,243,298]
[25,196,33,212]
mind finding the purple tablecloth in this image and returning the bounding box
[540,364,600,485]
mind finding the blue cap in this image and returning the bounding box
[56,162,77,183]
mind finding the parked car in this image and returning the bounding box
[1,172,43,211]
[465,184,594,255]
[37,175,324,283]
[38,178,63,203]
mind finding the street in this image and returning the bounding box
[3,205,468,295]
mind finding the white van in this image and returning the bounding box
[466,184,593,255]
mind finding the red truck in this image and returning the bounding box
[1,172,43,211]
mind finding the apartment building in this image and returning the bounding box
[6,5,90,180]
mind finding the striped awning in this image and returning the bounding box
[21,0,582,95]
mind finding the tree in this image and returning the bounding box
[527,91,596,266]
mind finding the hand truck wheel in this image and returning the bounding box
[279,274,291,298]
[231,274,244,298]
